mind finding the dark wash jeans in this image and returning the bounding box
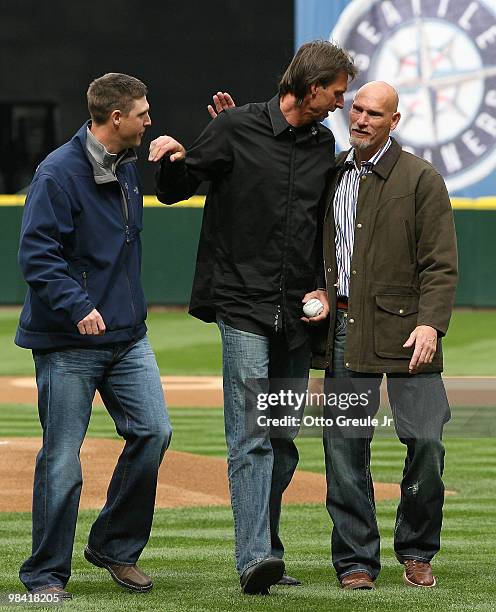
[323,310,450,581]
[19,336,172,592]
[217,319,310,575]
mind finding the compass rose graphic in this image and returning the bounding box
[330,0,496,192]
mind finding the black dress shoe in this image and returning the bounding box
[277,574,302,586]
[240,557,285,594]
[84,545,153,593]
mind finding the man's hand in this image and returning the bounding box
[77,309,106,336]
[148,136,186,163]
[207,91,236,119]
[403,325,437,373]
[301,289,329,325]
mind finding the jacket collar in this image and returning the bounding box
[73,121,137,184]
[336,137,402,179]
[267,95,322,139]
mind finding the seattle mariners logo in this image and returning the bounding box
[330,0,496,192]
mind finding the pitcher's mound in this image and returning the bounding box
[0,437,403,512]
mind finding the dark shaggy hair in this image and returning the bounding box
[279,40,357,103]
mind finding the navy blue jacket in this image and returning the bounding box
[15,123,147,350]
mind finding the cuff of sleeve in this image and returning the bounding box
[71,301,95,325]
[416,320,447,337]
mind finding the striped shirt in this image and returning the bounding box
[333,137,392,297]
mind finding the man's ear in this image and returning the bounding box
[111,109,122,128]
[390,111,401,132]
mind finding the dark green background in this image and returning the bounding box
[1,206,495,306]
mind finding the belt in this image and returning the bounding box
[336,296,348,310]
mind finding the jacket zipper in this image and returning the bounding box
[116,170,137,326]
[276,127,296,333]
[82,271,88,290]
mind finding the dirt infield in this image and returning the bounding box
[0,374,475,512]
[2,375,495,407]
[0,376,224,408]
[0,437,403,512]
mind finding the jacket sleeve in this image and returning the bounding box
[155,110,234,204]
[415,167,458,336]
[18,173,95,324]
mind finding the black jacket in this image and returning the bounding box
[156,96,335,349]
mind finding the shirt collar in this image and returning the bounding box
[86,126,119,169]
[345,136,392,171]
[267,95,320,138]
[268,95,291,136]
[85,124,137,184]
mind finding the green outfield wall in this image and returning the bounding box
[1,199,495,307]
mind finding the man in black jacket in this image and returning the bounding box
[16,73,172,599]
[149,41,356,594]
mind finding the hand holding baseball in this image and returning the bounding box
[301,289,329,324]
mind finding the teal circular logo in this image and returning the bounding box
[330,0,496,192]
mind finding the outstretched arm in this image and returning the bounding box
[148,135,186,163]
[152,110,234,205]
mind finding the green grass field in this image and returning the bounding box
[1,308,495,610]
[1,307,496,376]
[0,404,495,611]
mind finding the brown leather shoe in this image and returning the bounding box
[340,571,376,590]
[403,559,436,588]
[84,546,153,592]
[30,585,73,600]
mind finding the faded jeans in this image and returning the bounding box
[217,319,310,575]
[19,335,172,591]
[323,310,450,581]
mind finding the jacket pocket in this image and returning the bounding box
[404,220,415,264]
[374,294,418,359]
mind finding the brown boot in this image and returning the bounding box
[30,585,73,600]
[403,559,436,588]
[340,571,376,590]
[84,546,153,592]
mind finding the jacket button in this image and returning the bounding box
[361,175,367,181]
[345,362,350,368]
[349,318,355,324]
[352,270,357,275]
[399,309,404,314]
[327,267,332,272]
[357,223,362,229]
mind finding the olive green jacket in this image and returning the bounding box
[311,138,458,373]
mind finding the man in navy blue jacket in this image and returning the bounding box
[15,73,172,600]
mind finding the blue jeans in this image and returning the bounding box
[217,320,310,575]
[19,335,172,591]
[323,311,450,581]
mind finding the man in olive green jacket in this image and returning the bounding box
[313,82,458,591]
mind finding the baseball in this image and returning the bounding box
[303,298,324,318]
